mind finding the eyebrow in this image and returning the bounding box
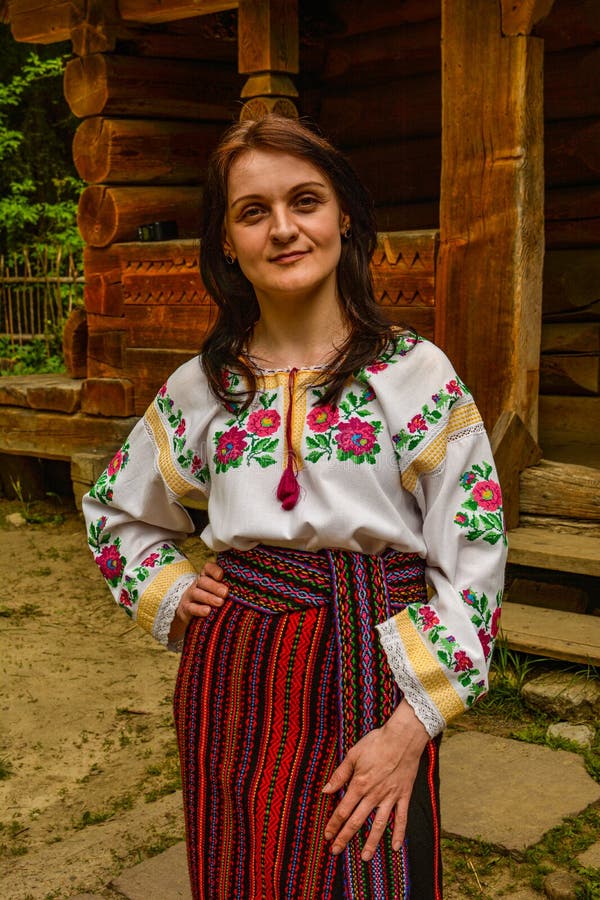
[229,180,329,209]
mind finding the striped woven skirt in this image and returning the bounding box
[174,545,442,900]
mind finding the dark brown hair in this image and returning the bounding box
[199,114,394,409]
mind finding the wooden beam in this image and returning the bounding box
[500,602,600,665]
[118,0,237,24]
[490,409,542,530]
[8,0,120,54]
[539,396,600,451]
[436,0,544,435]
[543,250,600,318]
[238,0,299,119]
[500,0,555,36]
[507,526,600,577]
[520,458,600,521]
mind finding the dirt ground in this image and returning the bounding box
[1,494,597,900]
[0,495,211,900]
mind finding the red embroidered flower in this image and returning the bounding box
[175,419,186,437]
[367,362,387,374]
[216,426,247,463]
[247,408,281,436]
[107,448,126,477]
[158,383,167,397]
[191,454,204,474]
[307,405,339,432]
[96,544,124,581]
[478,628,492,659]
[454,512,469,526]
[407,413,428,433]
[461,588,477,606]
[419,606,440,631]
[118,588,133,608]
[490,606,501,639]
[453,650,473,672]
[141,552,159,568]
[472,479,502,511]
[335,418,377,455]
[446,379,463,396]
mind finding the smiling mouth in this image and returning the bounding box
[270,250,309,263]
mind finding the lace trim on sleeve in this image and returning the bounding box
[152,572,197,652]
[377,618,446,738]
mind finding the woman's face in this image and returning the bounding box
[223,150,349,306]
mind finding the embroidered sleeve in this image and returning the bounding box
[377,375,507,737]
[82,374,211,647]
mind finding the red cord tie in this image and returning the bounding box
[276,367,300,511]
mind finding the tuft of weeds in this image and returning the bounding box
[0,757,14,780]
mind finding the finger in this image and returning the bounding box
[329,796,376,855]
[191,585,226,607]
[324,784,364,841]
[203,561,225,581]
[322,755,354,794]
[361,801,395,861]
[195,575,228,599]
[391,797,409,851]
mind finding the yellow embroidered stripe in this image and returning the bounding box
[258,371,312,473]
[401,401,482,492]
[145,402,191,497]
[136,559,196,634]
[392,611,466,723]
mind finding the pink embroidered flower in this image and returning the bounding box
[453,650,473,672]
[446,379,462,396]
[478,628,492,659]
[216,426,247,464]
[454,512,469,526]
[460,471,477,489]
[107,449,126,477]
[419,606,440,631]
[96,544,124,581]
[247,408,281,436]
[367,362,387,374]
[491,606,501,639]
[407,413,428,434]
[307,405,339,432]
[175,419,186,437]
[119,588,133,608]
[98,516,107,530]
[141,552,159,568]
[461,588,477,606]
[472,479,502,511]
[191,454,204,474]
[335,418,377,455]
[158,383,167,397]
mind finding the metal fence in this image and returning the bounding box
[0,247,84,345]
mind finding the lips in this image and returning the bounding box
[270,250,309,263]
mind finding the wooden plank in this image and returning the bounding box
[539,396,600,446]
[499,0,555,36]
[77,185,202,247]
[329,0,441,35]
[64,54,241,120]
[491,410,542,530]
[238,0,298,74]
[0,374,82,413]
[519,514,600,538]
[114,15,237,61]
[519,458,600,521]
[545,46,600,121]
[118,0,237,24]
[81,377,134,416]
[505,578,588,614]
[540,355,599,395]
[348,137,440,206]
[543,250,600,317]
[546,119,600,188]
[436,0,544,434]
[62,308,87,380]
[507,526,600,576]
[125,347,198,413]
[500,602,600,664]
[533,0,600,51]
[371,230,438,307]
[73,118,223,185]
[0,405,137,460]
[320,73,440,147]
[545,186,600,249]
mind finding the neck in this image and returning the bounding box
[249,288,348,370]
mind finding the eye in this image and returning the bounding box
[295,194,320,211]
[239,205,265,221]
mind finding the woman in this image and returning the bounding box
[83,115,507,900]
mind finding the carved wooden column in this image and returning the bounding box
[238,0,299,120]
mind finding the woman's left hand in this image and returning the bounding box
[322,699,430,861]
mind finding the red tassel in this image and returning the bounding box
[277,462,300,510]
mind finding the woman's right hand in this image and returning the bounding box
[169,561,228,642]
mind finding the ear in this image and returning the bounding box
[222,230,236,262]
[340,213,351,234]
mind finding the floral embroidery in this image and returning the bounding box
[461,587,502,660]
[89,441,130,505]
[355,331,422,381]
[454,461,506,545]
[392,377,470,455]
[305,386,382,465]
[408,603,487,706]
[213,391,280,473]
[156,386,210,485]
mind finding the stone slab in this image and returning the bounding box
[522,672,600,720]
[110,841,191,900]
[578,840,600,869]
[440,731,600,851]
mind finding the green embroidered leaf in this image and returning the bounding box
[462,498,479,511]
[255,456,277,468]
[306,450,326,463]
[482,532,502,545]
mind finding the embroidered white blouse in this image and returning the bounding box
[83,333,507,738]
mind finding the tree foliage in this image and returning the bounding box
[0,25,82,259]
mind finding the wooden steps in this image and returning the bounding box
[500,601,600,664]
[507,526,600,577]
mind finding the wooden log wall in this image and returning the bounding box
[534,4,600,460]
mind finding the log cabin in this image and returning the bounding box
[0,0,598,662]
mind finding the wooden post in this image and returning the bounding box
[238,0,299,120]
[436,0,545,437]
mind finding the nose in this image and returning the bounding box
[269,206,299,243]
